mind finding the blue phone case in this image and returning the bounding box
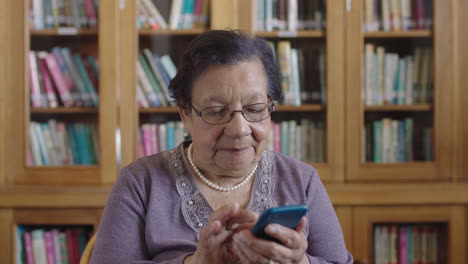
[251,204,308,242]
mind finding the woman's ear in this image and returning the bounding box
[178,106,191,134]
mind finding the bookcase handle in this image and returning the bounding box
[346,0,352,12]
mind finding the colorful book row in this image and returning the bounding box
[256,0,326,31]
[364,117,432,163]
[137,49,177,108]
[272,41,326,106]
[268,120,326,163]
[16,226,93,264]
[138,119,326,163]
[29,48,99,108]
[137,121,185,157]
[28,121,99,166]
[363,45,433,106]
[136,0,210,30]
[29,0,99,30]
[374,224,440,264]
[364,0,433,32]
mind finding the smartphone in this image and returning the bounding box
[251,204,308,242]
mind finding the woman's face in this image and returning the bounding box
[180,58,272,177]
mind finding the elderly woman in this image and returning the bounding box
[90,30,353,264]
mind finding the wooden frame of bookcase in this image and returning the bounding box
[352,205,466,264]
[345,0,455,181]
[4,0,120,186]
[0,0,8,187]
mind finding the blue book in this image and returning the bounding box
[407,226,413,264]
[398,121,405,162]
[76,124,92,165]
[153,54,171,88]
[166,121,175,150]
[392,60,400,105]
[373,121,382,163]
[16,226,26,264]
[67,124,81,164]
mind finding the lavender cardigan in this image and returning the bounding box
[90,142,353,264]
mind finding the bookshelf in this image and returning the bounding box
[345,0,454,181]
[1,0,468,263]
[353,206,466,264]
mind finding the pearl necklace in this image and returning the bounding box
[187,143,258,192]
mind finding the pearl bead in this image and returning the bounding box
[187,143,257,192]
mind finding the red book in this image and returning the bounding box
[38,54,59,108]
[83,0,98,28]
[24,231,35,264]
[44,53,73,107]
[399,226,408,264]
[44,231,55,264]
[66,229,75,264]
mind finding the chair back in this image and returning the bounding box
[79,233,97,264]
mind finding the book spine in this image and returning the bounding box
[29,51,43,108]
[32,229,48,264]
[24,232,35,264]
[44,231,56,264]
[44,53,73,107]
[83,0,97,28]
[38,52,59,108]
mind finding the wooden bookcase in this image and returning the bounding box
[353,206,466,264]
[345,0,454,182]
[1,0,468,264]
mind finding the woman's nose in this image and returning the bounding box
[223,111,251,138]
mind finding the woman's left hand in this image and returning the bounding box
[231,217,309,264]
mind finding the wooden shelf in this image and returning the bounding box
[30,107,99,114]
[30,28,98,36]
[364,30,432,38]
[276,104,325,111]
[139,29,208,36]
[361,161,434,167]
[364,104,432,111]
[255,30,325,38]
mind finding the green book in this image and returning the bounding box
[139,55,168,106]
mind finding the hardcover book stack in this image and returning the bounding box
[271,41,326,106]
[28,121,99,166]
[136,0,210,30]
[29,48,99,108]
[256,0,326,31]
[373,224,440,264]
[16,226,93,264]
[29,0,99,30]
[268,120,326,163]
[364,117,433,163]
[363,0,433,32]
[363,45,433,106]
[136,49,177,108]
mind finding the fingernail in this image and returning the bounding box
[266,224,277,234]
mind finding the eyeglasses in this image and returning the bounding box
[190,102,276,125]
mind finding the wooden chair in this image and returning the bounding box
[79,233,97,264]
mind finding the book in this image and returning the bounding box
[32,229,48,264]
[24,231,35,264]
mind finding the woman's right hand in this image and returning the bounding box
[185,203,258,264]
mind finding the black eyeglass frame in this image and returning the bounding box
[189,100,276,125]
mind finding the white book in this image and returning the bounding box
[397,58,406,105]
[364,0,374,32]
[390,120,399,163]
[256,0,265,31]
[41,123,58,165]
[376,47,385,105]
[29,123,43,166]
[141,0,168,29]
[160,55,177,79]
[287,0,298,31]
[296,122,302,160]
[169,0,183,29]
[381,0,391,31]
[401,0,411,30]
[31,229,48,264]
[137,61,159,107]
[404,57,414,104]
[158,123,167,152]
[374,226,382,264]
[33,0,45,29]
[265,0,273,31]
[364,44,375,106]
[33,122,50,165]
[290,48,301,106]
[47,119,63,165]
[137,83,150,108]
[382,118,392,163]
